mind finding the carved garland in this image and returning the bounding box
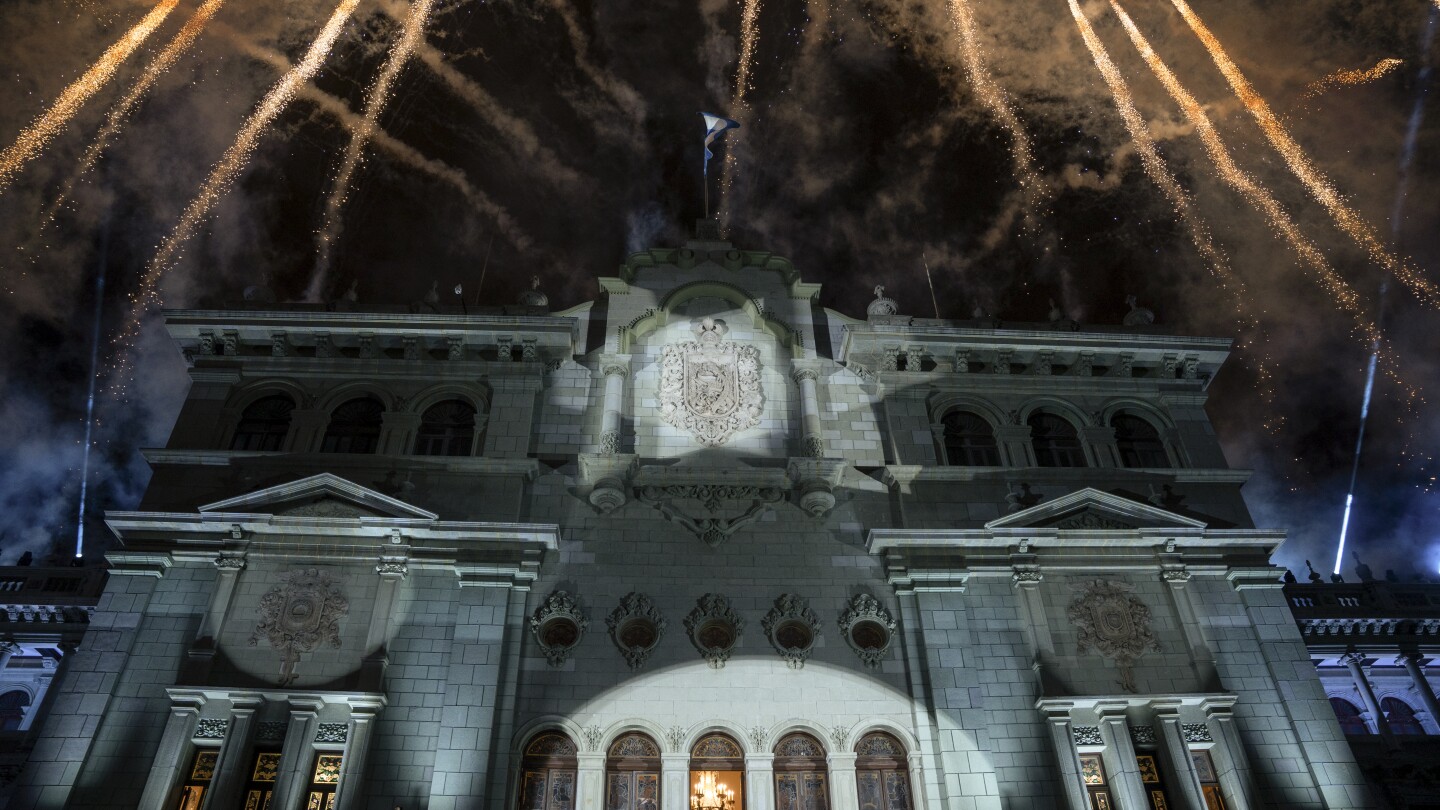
[248,568,349,686]
[1066,579,1162,693]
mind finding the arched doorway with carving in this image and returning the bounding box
[517,731,579,810]
[854,731,910,810]
[690,732,745,810]
[606,731,662,810]
[773,732,829,810]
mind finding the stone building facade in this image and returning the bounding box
[3,235,1381,809]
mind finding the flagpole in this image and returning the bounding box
[922,252,941,318]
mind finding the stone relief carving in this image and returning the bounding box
[635,483,783,548]
[314,723,348,744]
[1072,726,1103,746]
[1067,579,1162,693]
[1182,723,1213,743]
[194,718,229,740]
[666,727,686,752]
[582,725,604,752]
[256,721,287,744]
[658,318,763,447]
[607,593,667,671]
[762,594,823,669]
[1129,725,1156,746]
[838,594,896,669]
[747,727,768,751]
[279,499,371,519]
[684,593,744,668]
[1055,511,1135,530]
[530,590,589,668]
[248,568,349,686]
[828,724,852,750]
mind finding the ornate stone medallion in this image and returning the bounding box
[658,318,763,446]
[1066,579,1161,693]
[248,568,349,685]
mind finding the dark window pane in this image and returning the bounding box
[414,399,476,456]
[231,395,295,451]
[942,411,1000,466]
[1112,414,1169,468]
[321,398,383,454]
[1029,413,1086,467]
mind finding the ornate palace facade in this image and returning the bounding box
[3,234,1383,809]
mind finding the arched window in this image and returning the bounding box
[854,732,911,810]
[690,734,744,810]
[230,395,294,451]
[0,690,30,731]
[414,399,477,456]
[321,397,383,454]
[1330,697,1369,735]
[1112,413,1169,468]
[1028,412,1086,467]
[606,732,661,810]
[1383,697,1426,735]
[774,732,829,810]
[941,411,1000,466]
[518,731,578,810]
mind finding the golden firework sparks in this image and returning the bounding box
[0,0,180,191]
[717,0,765,221]
[1168,0,1440,310]
[308,0,440,302]
[1300,58,1404,102]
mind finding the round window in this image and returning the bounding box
[540,617,581,649]
[775,620,814,652]
[849,620,889,651]
[618,618,658,651]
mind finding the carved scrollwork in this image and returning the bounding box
[666,727,686,751]
[828,724,852,750]
[635,483,783,548]
[684,593,743,668]
[1072,726,1103,746]
[1067,580,1162,693]
[837,594,896,669]
[607,593,667,671]
[530,590,589,668]
[762,594,823,669]
[609,733,660,758]
[657,318,763,446]
[248,568,349,686]
[747,727,768,752]
[1055,511,1135,531]
[582,725,604,752]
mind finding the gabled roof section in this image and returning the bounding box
[198,473,438,520]
[984,487,1208,531]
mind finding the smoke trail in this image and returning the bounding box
[1299,58,1404,104]
[74,217,109,559]
[110,0,367,392]
[0,0,181,192]
[308,0,439,302]
[45,0,231,224]
[1168,0,1440,311]
[539,0,646,137]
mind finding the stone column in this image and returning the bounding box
[331,703,382,810]
[136,694,204,810]
[1341,651,1392,737]
[826,751,858,810]
[1152,710,1206,810]
[206,696,262,810]
[1041,711,1088,810]
[994,426,1034,467]
[744,753,775,810]
[661,753,690,810]
[1096,708,1147,810]
[599,355,630,454]
[271,699,323,810]
[1397,653,1440,732]
[791,366,825,458]
[1160,569,1218,689]
[0,640,19,671]
[576,752,606,810]
[1202,702,1256,810]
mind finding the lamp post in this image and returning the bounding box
[691,771,735,810]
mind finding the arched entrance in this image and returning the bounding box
[518,731,579,810]
[854,731,910,810]
[690,733,745,810]
[606,731,661,810]
[773,732,829,810]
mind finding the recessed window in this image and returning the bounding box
[1112,414,1169,468]
[231,395,294,451]
[0,690,28,731]
[606,733,661,810]
[855,732,911,810]
[1028,413,1086,467]
[320,397,383,454]
[1383,697,1426,735]
[941,411,1000,466]
[1330,697,1368,735]
[520,732,578,810]
[414,399,477,456]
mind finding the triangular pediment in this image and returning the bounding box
[198,473,438,520]
[984,487,1207,531]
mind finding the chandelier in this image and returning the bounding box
[691,771,735,810]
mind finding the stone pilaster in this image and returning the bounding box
[1040,709,1088,810]
[1097,707,1148,810]
[576,752,606,810]
[331,701,383,810]
[826,751,858,810]
[743,753,775,810]
[135,693,204,810]
[994,425,1034,467]
[271,699,323,810]
[1160,568,1218,689]
[207,695,263,810]
[599,355,630,454]
[1153,708,1206,810]
[792,363,826,458]
[661,753,690,810]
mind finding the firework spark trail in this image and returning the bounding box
[307,0,439,303]
[108,0,365,392]
[716,0,764,221]
[1168,0,1440,310]
[44,0,230,225]
[944,0,1046,221]
[224,32,531,251]
[1299,58,1404,103]
[0,0,180,192]
[1067,0,1286,410]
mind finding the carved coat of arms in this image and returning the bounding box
[658,318,763,446]
[249,568,349,685]
[1067,579,1161,693]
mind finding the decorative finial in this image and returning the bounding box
[867,285,899,317]
[1123,294,1155,326]
[1305,560,1323,583]
[517,274,549,308]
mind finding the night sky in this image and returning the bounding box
[1,0,1437,578]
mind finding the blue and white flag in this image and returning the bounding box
[701,112,740,177]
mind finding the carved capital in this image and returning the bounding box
[1012,569,1043,587]
[1340,650,1369,668]
[214,554,247,572]
[375,560,408,578]
[599,430,622,455]
[1161,569,1191,584]
[790,367,820,384]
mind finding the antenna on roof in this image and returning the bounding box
[921,252,941,319]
